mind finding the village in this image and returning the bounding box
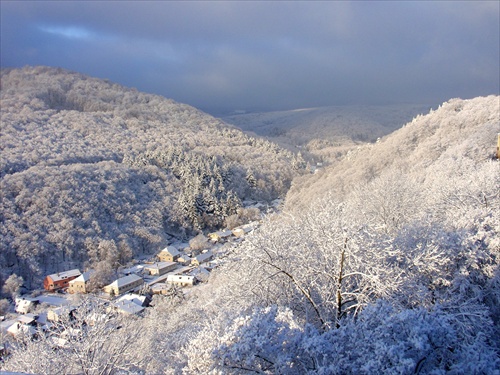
[0,216,265,347]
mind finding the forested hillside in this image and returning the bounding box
[0,66,305,286]
[286,96,500,210]
[4,96,499,374]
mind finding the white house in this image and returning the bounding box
[166,274,195,287]
[15,297,38,314]
[112,294,150,315]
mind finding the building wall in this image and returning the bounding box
[44,275,79,291]
[158,253,174,262]
[104,278,144,296]
[68,281,87,294]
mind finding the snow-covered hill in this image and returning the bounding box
[3,94,499,374]
[286,96,500,210]
[222,104,430,162]
[0,66,305,286]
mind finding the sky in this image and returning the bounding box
[1,1,499,115]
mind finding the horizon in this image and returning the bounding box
[1,1,499,116]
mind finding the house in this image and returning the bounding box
[117,293,150,307]
[143,261,177,276]
[121,264,145,275]
[208,230,233,242]
[158,246,180,262]
[166,274,195,287]
[177,254,192,265]
[7,321,37,338]
[103,274,144,296]
[68,271,93,294]
[192,251,213,266]
[112,300,145,315]
[193,267,211,283]
[112,293,150,315]
[151,283,170,295]
[7,314,38,338]
[43,269,81,291]
[15,297,39,314]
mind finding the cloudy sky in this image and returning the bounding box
[1,1,499,115]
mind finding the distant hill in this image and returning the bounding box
[285,95,499,211]
[0,66,305,286]
[222,104,430,163]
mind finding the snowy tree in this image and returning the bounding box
[2,274,23,300]
[3,297,151,375]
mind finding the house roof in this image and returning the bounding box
[17,314,36,325]
[113,299,145,315]
[116,293,150,307]
[36,295,70,307]
[69,271,93,284]
[144,261,177,271]
[46,269,81,282]
[107,274,143,288]
[159,246,180,257]
[195,251,213,263]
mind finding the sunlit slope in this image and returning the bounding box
[285,96,499,211]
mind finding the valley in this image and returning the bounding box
[0,67,499,374]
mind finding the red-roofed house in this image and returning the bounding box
[43,269,81,291]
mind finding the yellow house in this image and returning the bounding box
[157,246,180,262]
[144,262,177,276]
[192,251,213,266]
[68,271,93,294]
[103,274,144,296]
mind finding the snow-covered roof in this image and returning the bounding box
[195,251,213,263]
[144,261,177,270]
[36,295,70,307]
[121,264,145,274]
[46,269,81,282]
[159,246,180,257]
[108,274,143,288]
[17,314,36,325]
[116,293,149,307]
[69,270,93,284]
[113,299,145,315]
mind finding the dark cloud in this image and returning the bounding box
[1,1,498,114]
